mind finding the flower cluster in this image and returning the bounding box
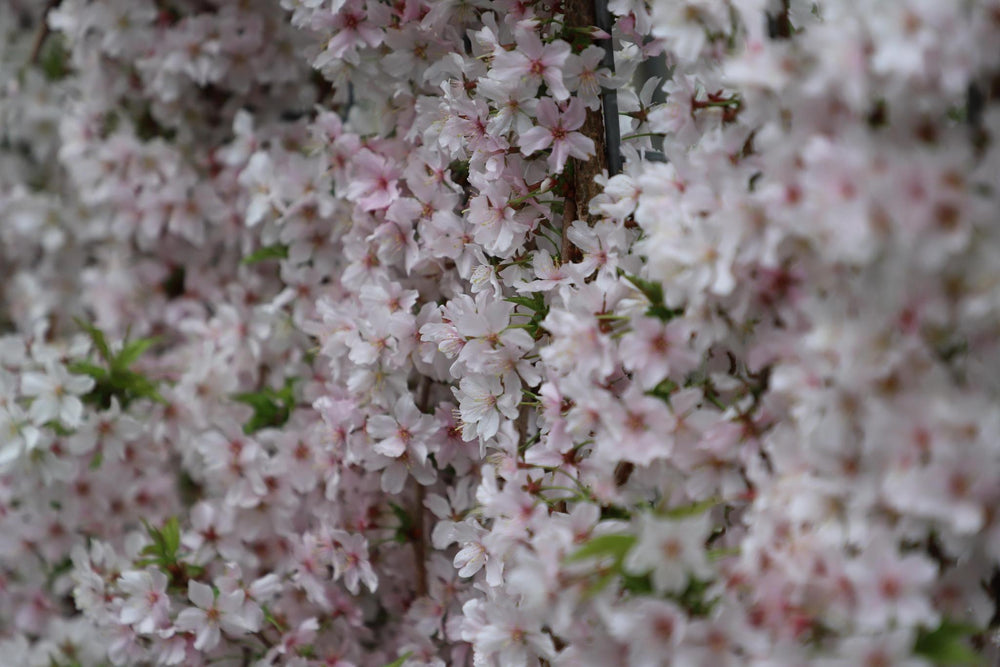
[1,0,1000,665]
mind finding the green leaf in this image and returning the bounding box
[581,569,619,597]
[448,159,469,186]
[114,337,160,371]
[566,534,637,563]
[646,378,678,404]
[622,272,665,306]
[381,652,413,667]
[70,321,163,409]
[674,577,718,617]
[660,497,722,519]
[621,572,654,594]
[389,502,414,543]
[43,421,75,436]
[74,318,111,363]
[140,517,181,566]
[161,517,181,555]
[242,244,289,264]
[506,293,549,341]
[646,303,683,321]
[913,620,983,666]
[67,361,108,380]
[262,604,287,633]
[40,36,70,81]
[620,272,683,321]
[505,293,548,312]
[505,296,540,310]
[707,546,740,561]
[232,378,297,433]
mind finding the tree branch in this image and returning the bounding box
[412,376,433,598]
[27,0,61,67]
[560,0,621,261]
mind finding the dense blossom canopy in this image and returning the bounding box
[2,0,1000,665]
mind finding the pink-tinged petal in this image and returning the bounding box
[517,30,544,60]
[562,98,587,131]
[20,372,49,396]
[217,589,245,615]
[485,556,504,586]
[188,580,215,610]
[549,141,571,173]
[519,127,553,156]
[381,462,407,494]
[534,98,560,127]
[119,601,146,625]
[543,70,570,101]
[479,410,500,440]
[150,569,169,591]
[566,133,596,161]
[352,149,383,177]
[490,51,530,80]
[194,624,221,652]
[367,415,398,440]
[374,436,406,458]
[28,395,58,424]
[455,543,485,576]
[360,563,378,592]
[493,225,514,253]
[175,607,206,632]
[60,396,84,428]
[541,39,571,68]
[323,32,355,61]
[65,374,96,394]
[246,196,270,227]
[358,24,383,48]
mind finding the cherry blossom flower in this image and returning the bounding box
[21,365,94,428]
[490,30,571,101]
[455,375,519,442]
[368,395,434,458]
[624,513,714,593]
[519,98,596,173]
[5,0,1000,664]
[175,581,255,652]
[117,569,170,634]
[330,531,378,594]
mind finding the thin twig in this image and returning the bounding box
[412,375,433,598]
[561,186,579,262]
[27,0,61,67]
[591,0,622,176]
[560,0,618,261]
[413,482,428,598]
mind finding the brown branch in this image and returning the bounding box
[516,403,530,454]
[560,189,579,262]
[560,0,612,262]
[27,0,61,66]
[413,482,428,598]
[412,375,433,599]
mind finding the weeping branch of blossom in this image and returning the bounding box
[1,0,1000,665]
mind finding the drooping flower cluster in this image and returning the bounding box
[2,0,1000,665]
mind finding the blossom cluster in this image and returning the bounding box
[1,0,1000,665]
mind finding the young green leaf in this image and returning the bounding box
[381,652,413,667]
[232,378,297,433]
[660,497,722,519]
[913,620,982,666]
[242,244,289,265]
[566,534,637,563]
[114,336,160,371]
[74,317,111,363]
